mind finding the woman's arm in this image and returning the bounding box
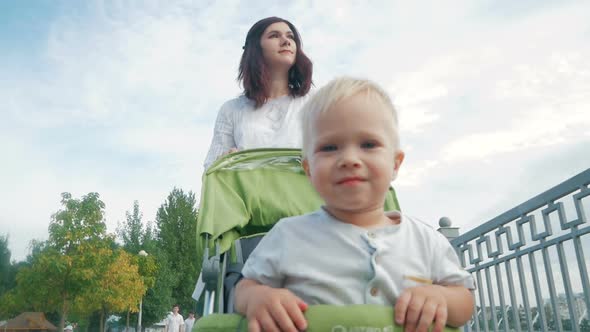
[204,103,237,169]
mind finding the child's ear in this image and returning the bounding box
[392,151,405,180]
[394,151,405,171]
[302,158,311,177]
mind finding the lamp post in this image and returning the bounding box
[137,250,148,332]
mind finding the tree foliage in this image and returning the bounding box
[49,192,108,251]
[140,250,177,327]
[155,188,199,313]
[117,201,143,254]
[4,192,112,331]
[117,200,171,328]
[0,234,11,296]
[76,249,145,332]
[0,240,31,320]
[2,189,202,328]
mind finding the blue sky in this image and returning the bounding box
[1,0,589,261]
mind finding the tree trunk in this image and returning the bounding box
[100,310,104,332]
[126,310,130,332]
[60,293,69,332]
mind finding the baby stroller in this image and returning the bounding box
[194,148,459,331]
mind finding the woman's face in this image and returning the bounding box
[259,22,297,70]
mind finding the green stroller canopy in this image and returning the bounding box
[196,148,401,268]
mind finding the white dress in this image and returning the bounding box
[204,94,311,169]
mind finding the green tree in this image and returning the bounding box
[117,201,144,254]
[0,234,11,296]
[0,238,34,319]
[142,220,158,256]
[48,192,107,250]
[141,252,176,326]
[135,249,169,330]
[0,290,23,319]
[117,201,170,329]
[10,192,112,331]
[76,249,145,332]
[156,188,199,312]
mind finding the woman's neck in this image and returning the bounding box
[266,69,290,99]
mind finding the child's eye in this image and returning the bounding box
[287,34,295,40]
[319,144,337,152]
[361,141,377,149]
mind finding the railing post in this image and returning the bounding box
[438,216,460,241]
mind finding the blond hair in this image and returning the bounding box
[301,77,400,158]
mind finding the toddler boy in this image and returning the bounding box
[235,77,475,332]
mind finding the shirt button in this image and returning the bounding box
[370,287,379,296]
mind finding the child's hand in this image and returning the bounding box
[394,285,448,332]
[243,284,308,332]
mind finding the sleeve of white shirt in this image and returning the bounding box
[204,101,237,169]
[240,223,286,288]
[432,232,476,290]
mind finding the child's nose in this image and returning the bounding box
[338,149,361,168]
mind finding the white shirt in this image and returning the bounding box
[204,94,311,169]
[242,208,475,305]
[165,313,184,332]
[184,317,195,332]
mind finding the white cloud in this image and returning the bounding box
[441,52,590,163]
[2,0,590,261]
[395,160,441,187]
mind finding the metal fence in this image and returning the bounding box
[450,169,590,332]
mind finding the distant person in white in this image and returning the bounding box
[164,304,184,332]
[184,312,196,332]
[203,16,314,169]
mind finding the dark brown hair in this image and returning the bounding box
[238,17,313,108]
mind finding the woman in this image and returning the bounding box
[203,17,313,169]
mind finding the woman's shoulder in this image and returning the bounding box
[288,91,314,109]
[299,89,316,99]
[219,95,254,113]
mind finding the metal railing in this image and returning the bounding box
[450,169,590,332]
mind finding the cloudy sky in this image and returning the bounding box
[1,0,588,262]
